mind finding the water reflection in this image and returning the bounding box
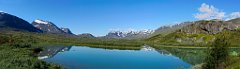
[159,48,206,65]
[38,45,174,58]
[39,45,192,69]
[38,46,72,59]
[140,45,155,51]
[38,45,202,65]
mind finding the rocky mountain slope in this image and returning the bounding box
[148,18,240,46]
[60,28,73,34]
[77,33,95,38]
[179,19,236,34]
[32,20,73,34]
[151,21,193,36]
[0,11,42,32]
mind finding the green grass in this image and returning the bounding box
[0,31,66,69]
[0,31,144,47]
[147,29,240,47]
[0,45,63,69]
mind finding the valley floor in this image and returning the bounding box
[1,31,240,69]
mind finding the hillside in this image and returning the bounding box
[147,18,240,46]
[151,21,193,36]
[0,12,42,32]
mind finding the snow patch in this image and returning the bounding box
[0,11,7,14]
[34,20,49,24]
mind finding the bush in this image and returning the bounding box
[203,35,229,69]
[0,33,37,48]
[0,34,9,45]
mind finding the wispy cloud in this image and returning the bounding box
[194,3,240,20]
[226,12,240,20]
[194,3,225,20]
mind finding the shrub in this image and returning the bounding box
[0,34,9,45]
[203,35,229,69]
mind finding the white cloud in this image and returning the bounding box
[194,3,225,20]
[226,12,240,20]
[194,3,240,20]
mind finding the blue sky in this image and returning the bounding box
[0,0,240,36]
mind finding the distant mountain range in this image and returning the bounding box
[104,29,154,39]
[77,33,95,38]
[2,11,240,43]
[0,11,156,39]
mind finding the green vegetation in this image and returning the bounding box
[153,46,206,65]
[0,32,64,69]
[147,29,240,48]
[0,46,63,69]
[0,31,144,47]
[146,31,215,46]
[149,30,240,69]
[203,35,229,69]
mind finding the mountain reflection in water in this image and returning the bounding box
[38,46,72,59]
[38,45,179,60]
[38,45,191,69]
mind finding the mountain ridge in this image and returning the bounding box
[104,29,154,39]
[147,18,240,46]
[0,12,42,32]
[32,19,74,35]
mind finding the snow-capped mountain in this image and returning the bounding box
[32,19,73,34]
[104,29,154,39]
[0,11,42,32]
[60,28,73,34]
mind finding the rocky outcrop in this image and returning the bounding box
[32,19,66,34]
[148,19,240,46]
[32,19,74,35]
[179,19,237,34]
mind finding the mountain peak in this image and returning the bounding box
[0,11,8,14]
[32,19,66,34]
[32,19,74,35]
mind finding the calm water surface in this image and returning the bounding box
[40,46,191,69]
